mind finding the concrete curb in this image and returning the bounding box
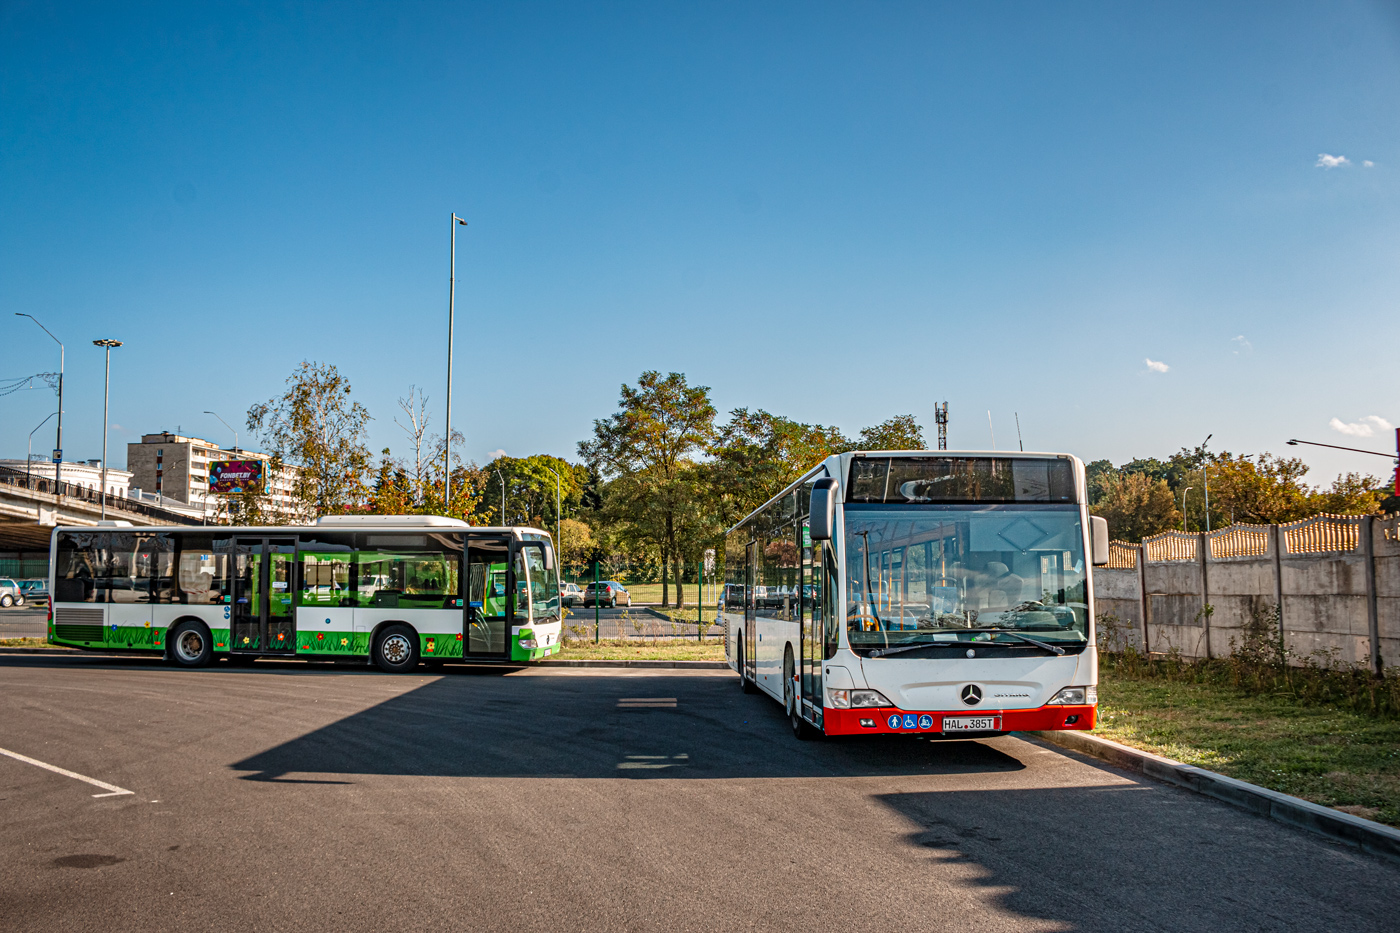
[1025,728,1400,864]
[532,659,730,669]
[0,646,81,655]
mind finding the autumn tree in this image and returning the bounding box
[247,361,373,519]
[1090,473,1181,541]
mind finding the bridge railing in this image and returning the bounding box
[0,464,202,525]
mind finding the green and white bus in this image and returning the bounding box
[47,516,562,671]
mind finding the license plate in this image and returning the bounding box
[942,715,1001,732]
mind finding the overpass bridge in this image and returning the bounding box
[0,464,201,555]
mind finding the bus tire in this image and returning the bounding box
[374,624,420,673]
[738,640,756,693]
[785,647,815,740]
[169,620,213,668]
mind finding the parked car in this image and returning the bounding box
[560,582,583,607]
[582,581,631,608]
[17,579,48,605]
[0,577,24,608]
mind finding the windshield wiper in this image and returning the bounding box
[867,641,948,659]
[977,629,1065,656]
[868,630,1066,659]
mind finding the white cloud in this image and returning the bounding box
[1231,335,1252,355]
[1316,153,1350,169]
[487,448,507,461]
[1364,160,1375,168]
[1329,415,1393,438]
[1144,358,1169,373]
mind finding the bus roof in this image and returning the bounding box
[724,449,1084,537]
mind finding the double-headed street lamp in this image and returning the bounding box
[16,314,64,493]
[93,339,123,519]
[27,412,57,487]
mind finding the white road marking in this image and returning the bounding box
[0,745,134,798]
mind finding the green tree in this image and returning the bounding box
[1310,472,1387,515]
[247,361,373,519]
[579,371,717,607]
[483,454,587,528]
[1091,472,1182,541]
[856,414,925,450]
[708,408,850,529]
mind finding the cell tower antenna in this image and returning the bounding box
[934,402,948,451]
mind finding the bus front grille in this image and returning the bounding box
[55,624,104,641]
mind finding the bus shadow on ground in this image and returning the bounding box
[873,786,1400,933]
[230,669,1027,782]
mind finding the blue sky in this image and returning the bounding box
[2,1,1398,485]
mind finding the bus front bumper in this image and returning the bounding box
[822,704,1096,736]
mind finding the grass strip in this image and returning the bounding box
[555,638,725,662]
[1096,662,1400,827]
[0,637,74,649]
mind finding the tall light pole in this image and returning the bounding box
[1200,434,1213,533]
[494,468,506,525]
[204,410,238,453]
[1287,436,1400,496]
[1181,486,1193,532]
[27,411,58,487]
[543,465,562,552]
[16,314,63,494]
[93,340,123,519]
[445,213,468,510]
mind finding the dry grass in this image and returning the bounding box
[1095,663,1400,827]
[554,638,725,662]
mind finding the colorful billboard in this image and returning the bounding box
[209,460,266,494]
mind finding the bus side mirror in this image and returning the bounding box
[1090,516,1110,566]
[810,478,837,541]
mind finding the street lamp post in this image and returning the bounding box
[204,410,238,453]
[1200,434,1213,534]
[445,213,468,510]
[1288,436,1400,495]
[27,412,58,488]
[494,469,506,525]
[1181,486,1193,532]
[543,466,562,557]
[16,314,64,494]
[93,340,123,519]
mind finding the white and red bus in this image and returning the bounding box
[721,451,1108,738]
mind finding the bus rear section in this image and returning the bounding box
[722,451,1108,738]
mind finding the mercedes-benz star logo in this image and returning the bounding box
[960,684,983,706]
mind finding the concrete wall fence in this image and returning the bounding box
[1095,513,1399,675]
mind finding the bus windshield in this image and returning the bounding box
[844,503,1088,651]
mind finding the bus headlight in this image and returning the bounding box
[519,638,538,649]
[1047,685,1097,705]
[827,688,891,709]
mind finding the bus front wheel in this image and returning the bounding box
[374,624,420,674]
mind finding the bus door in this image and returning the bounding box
[230,537,297,654]
[745,542,757,683]
[800,522,821,723]
[464,536,512,659]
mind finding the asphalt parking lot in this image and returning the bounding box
[2,654,1398,932]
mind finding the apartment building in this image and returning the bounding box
[126,433,302,520]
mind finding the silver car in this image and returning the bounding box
[0,577,25,608]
